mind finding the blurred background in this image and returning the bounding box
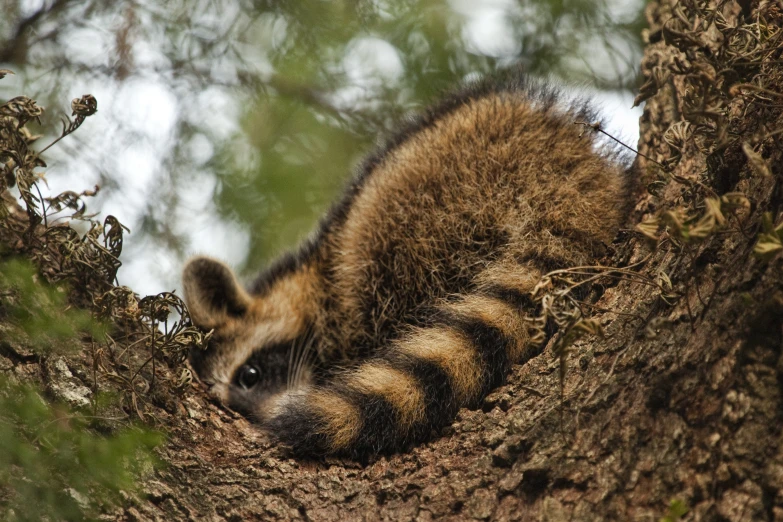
[0,0,646,297]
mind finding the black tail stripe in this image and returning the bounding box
[263,396,334,457]
[383,352,458,441]
[514,251,572,273]
[432,310,513,404]
[458,317,513,400]
[480,284,536,310]
[330,381,398,457]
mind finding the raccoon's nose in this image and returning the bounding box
[204,381,230,403]
[194,378,217,393]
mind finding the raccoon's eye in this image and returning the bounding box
[237,365,260,389]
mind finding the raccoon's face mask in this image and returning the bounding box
[182,256,312,418]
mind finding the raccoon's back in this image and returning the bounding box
[318,79,628,354]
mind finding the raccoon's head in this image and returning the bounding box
[182,256,314,419]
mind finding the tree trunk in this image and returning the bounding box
[5,0,783,520]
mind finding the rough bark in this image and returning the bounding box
[4,0,783,520]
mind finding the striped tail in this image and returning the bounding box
[264,268,542,458]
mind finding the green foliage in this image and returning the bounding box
[0,377,162,521]
[660,498,689,522]
[0,257,162,520]
[217,0,645,272]
[0,79,195,521]
[223,92,368,265]
[0,257,155,520]
[0,258,107,354]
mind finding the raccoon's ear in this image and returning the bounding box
[182,256,251,329]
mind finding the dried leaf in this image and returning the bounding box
[569,319,604,338]
[662,209,687,236]
[656,271,673,292]
[742,142,771,177]
[663,121,693,151]
[685,213,716,241]
[636,218,661,241]
[754,213,783,262]
[71,95,98,118]
[703,198,726,226]
[647,179,668,196]
[754,238,783,260]
[720,192,751,213]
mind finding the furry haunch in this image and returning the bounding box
[182,71,632,458]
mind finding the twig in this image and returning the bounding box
[575,120,669,170]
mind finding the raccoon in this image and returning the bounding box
[182,71,631,459]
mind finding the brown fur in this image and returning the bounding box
[295,390,361,452]
[345,363,426,430]
[183,72,631,457]
[394,327,482,404]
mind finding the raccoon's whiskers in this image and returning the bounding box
[293,340,308,389]
[287,334,298,389]
[288,324,313,390]
[287,334,305,390]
